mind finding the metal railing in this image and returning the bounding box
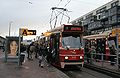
[84,52,120,70]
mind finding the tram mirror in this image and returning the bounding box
[65,46,69,50]
[79,47,82,50]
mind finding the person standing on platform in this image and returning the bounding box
[110,44,116,65]
[27,42,33,60]
[20,43,26,65]
[38,43,44,68]
[27,42,36,60]
[85,44,91,63]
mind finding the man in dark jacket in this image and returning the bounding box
[27,42,34,60]
[20,43,26,65]
[110,45,116,65]
[38,43,48,67]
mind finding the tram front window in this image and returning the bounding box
[62,36,81,48]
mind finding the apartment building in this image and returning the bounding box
[71,0,120,35]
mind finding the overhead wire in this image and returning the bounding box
[23,0,72,30]
[24,0,53,31]
[49,0,72,29]
[56,10,70,23]
[57,0,62,6]
[64,0,72,7]
[65,11,70,23]
[50,10,54,29]
[53,11,58,28]
[60,10,64,25]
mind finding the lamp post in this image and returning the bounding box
[9,21,13,36]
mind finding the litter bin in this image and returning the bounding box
[20,52,26,65]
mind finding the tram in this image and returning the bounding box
[83,33,116,60]
[43,24,84,68]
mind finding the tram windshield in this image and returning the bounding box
[62,36,81,48]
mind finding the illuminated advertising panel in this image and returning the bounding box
[6,37,19,56]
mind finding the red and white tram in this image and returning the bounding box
[83,33,116,60]
[43,24,84,68]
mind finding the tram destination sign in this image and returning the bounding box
[64,25,83,32]
[21,28,36,36]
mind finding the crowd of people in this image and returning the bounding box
[84,39,117,66]
[25,41,50,68]
[11,38,119,67]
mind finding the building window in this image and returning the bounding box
[96,6,106,14]
[96,10,101,14]
[111,1,119,8]
[86,13,93,19]
[117,15,120,22]
[109,7,117,16]
[100,7,106,12]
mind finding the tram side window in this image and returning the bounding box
[84,39,91,55]
[96,39,106,54]
[50,34,60,63]
[56,33,60,50]
[90,40,97,51]
[50,36,56,58]
[50,34,60,55]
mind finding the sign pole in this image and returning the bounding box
[4,38,7,62]
[18,28,21,66]
[17,28,36,66]
[116,32,119,70]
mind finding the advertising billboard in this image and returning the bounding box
[6,37,19,56]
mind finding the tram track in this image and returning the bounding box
[61,66,113,78]
[84,64,120,78]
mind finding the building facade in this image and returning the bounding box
[0,36,6,50]
[71,0,120,35]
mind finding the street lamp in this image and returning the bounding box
[9,21,13,36]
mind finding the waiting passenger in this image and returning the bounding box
[91,46,96,59]
[110,45,116,65]
[85,44,91,63]
[38,43,47,68]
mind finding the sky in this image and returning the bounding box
[0,0,112,40]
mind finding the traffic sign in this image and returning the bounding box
[27,30,36,35]
[20,28,36,36]
[20,28,28,36]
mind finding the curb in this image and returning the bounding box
[84,64,120,78]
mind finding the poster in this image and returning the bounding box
[6,37,19,56]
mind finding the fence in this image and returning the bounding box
[84,52,120,70]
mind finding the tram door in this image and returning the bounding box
[50,33,60,63]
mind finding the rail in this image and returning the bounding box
[84,52,120,70]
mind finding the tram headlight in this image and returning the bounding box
[65,56,68,59]
[80,56,83,59]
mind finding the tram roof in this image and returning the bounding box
[83,33,107,40]
[48,24,80,32]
